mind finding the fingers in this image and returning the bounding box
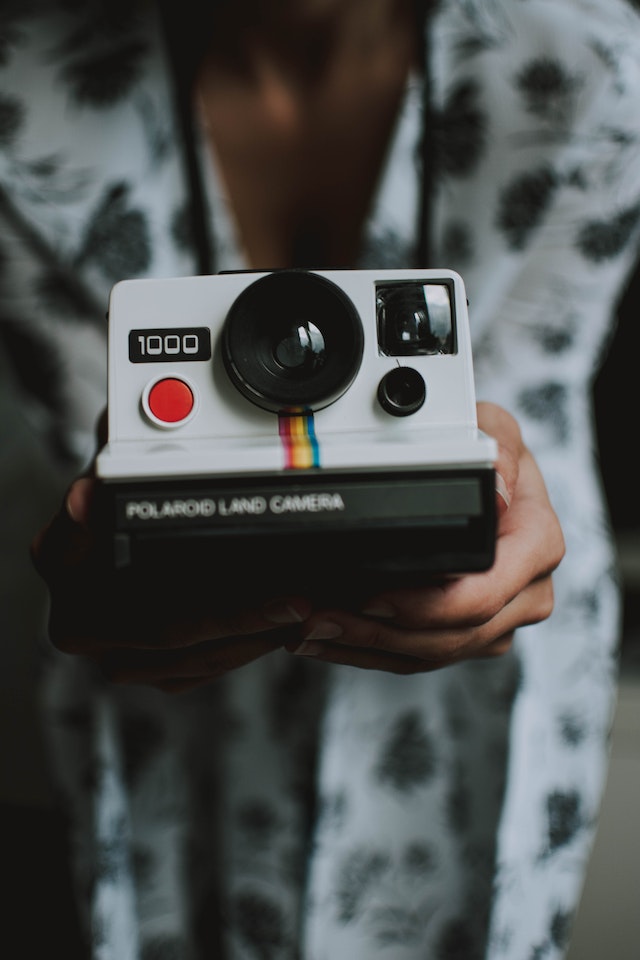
[31,473,313,691]
[30,415,104,572]
[285,574,552,669]
[359,448,563,633]
[49,589,310,653]
[30,478,97,582]
[282,637,515,675]
[477,401,522,516]
[280,428,563,674]
[48,588,309,690]
[100,631,293,692]
[30,402,564,687]
[65,475,96,526]
[45,568,311,687]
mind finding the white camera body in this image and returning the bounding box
[95,268,497,604]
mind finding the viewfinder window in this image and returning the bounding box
[376,282,455,357]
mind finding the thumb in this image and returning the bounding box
[31,476,97,581]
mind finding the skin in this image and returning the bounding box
[196,0,419,266]
[30,0,565,692]
[31,402,565,693]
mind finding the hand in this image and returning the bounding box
[284,402,565,672]
[32,402,563,688]
[31,472,312,694]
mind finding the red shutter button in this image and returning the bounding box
[143,377,196,427]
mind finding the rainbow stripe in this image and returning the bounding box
[278,410,320,469]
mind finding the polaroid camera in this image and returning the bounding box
[95,268,497,607]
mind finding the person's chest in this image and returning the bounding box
[196,16,417,269]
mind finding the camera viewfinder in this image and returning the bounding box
[376,281,455,357]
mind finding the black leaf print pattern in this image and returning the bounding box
[402,841,436,877]
[436,78,487,177]
[0,317,66,419]
[447,765,471,833]
[118,710,167,788]
[550,909,574,949]
[581,589,600,619]
[454,34,499,58]
[441,220,475,269]
[132,843,154,890]
[233,890,288,958]
[546,790,584,852]
[496,166,559,250]
[558,714,586,748]
[359,227,413,269]
[15,153,95,207]
[36,267,103,324]
[371,905,422,946]
[515,58,578,122]
[436,917,482,960]
[530,946,549,960]
[336,848,390,923]
[25,154,67,180]
[171,202,196,254]
[575,202,640,262]
[451,4,507,58]
[141,935,188,960]
[79,182,152,280]
[532,323,574,355]
[269,656,324,739]
[566,165,589,190]
[516,382,568,443]
[527,909,574,959]
[443,684,472,739]
[236,800,279,849]
[374,710,436,791]
[60,39,149,107]
[53,4,150,108]
[0,92,24,147]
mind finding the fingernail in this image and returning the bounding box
[302,621,343,642]
[65,491,82,524]
[262,599,305,624]
[361,601,395,618]
[291,640,327,657]
[495,472,511,509]
[65,477,93,527]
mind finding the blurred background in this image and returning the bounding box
[1,263,639,955]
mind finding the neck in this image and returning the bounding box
[203,0,422,88]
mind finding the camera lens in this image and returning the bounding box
[376,281,454,356]
[222,270,364,412]
[274,321,325,371]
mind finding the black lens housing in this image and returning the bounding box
[222,271,364,412]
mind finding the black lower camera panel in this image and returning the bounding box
[96,469,496,608]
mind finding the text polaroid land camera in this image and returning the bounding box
[95,269,497,608]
